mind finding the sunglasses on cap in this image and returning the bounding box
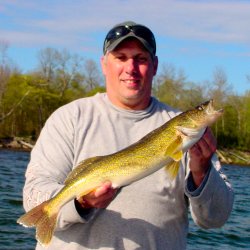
[103,24,156,56]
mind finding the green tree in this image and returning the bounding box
[0,73,31,136]
[154,64,186,108]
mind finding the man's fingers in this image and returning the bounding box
[94,181,113,197]
[77,181,117,208]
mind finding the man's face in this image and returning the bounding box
[101,39,158,110]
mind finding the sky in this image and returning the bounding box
[0,0,250,95]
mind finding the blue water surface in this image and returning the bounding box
[0,149,249,249]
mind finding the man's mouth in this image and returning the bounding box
[122,79,140,88]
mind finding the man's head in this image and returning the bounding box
[103,21,156,58]
[101,21,158,110]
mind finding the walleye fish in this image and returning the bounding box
[17,100,223,246]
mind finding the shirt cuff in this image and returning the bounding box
[185,164,212,196]
[74,199,98,221]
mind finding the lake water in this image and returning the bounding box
[0,149,249,249]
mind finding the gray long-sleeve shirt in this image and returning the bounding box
[23,93,234,250]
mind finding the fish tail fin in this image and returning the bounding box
[165,160,180,180]
[17,200,58,246]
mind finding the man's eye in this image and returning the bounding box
[117,56,126,61]
[137,57,147,63]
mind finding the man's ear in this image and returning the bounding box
[101,56,107,75]
[153,56,158,76]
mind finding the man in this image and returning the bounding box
[22,21,234,250]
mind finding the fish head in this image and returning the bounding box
[176,100,223,151]
[176,99,223,131]
[190,99,224,128]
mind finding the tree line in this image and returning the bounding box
[0,43,249,151]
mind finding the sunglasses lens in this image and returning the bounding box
[104,25,156,54]
[106,26,129,42]
[132,26,155,50]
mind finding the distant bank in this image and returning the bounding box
[216,148,250,166]
[0,137,34,151]
[1,137,250,166]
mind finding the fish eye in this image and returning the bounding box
[196,105,204,111]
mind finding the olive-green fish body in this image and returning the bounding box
[17,100,223,246]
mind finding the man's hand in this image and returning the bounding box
[76,181,117,209]
[189,128,217,188]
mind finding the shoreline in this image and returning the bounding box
[0,137,34,152]
[216,149,250,166]
[1,137,250,166]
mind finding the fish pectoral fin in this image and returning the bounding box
[169,150,183,161]
[164,135,183,161]
[64,156,104,185]
[165,160,180,180]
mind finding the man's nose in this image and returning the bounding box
[125,59,137,74]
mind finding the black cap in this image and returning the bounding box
[103,21,156,57]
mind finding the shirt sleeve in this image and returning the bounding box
[22,105,96,231]
[184,154,234,229]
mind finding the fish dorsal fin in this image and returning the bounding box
[64,156,103,185]
[164,134,183,161]
[165,160,180,180]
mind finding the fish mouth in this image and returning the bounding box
[206,99,224,116]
